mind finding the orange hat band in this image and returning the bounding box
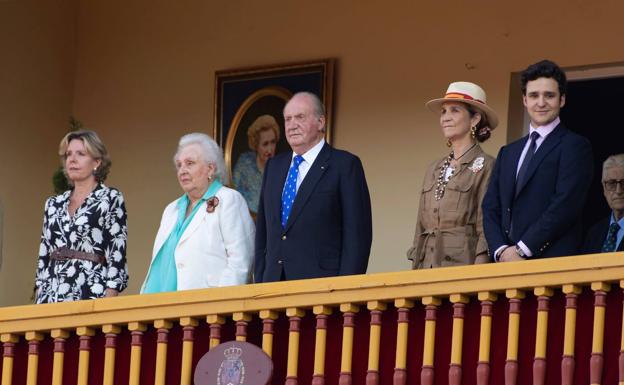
[444,92,485,104]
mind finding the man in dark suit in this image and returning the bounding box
[583,154,624,253]
[254,92,372,282]
[482,60,593,262]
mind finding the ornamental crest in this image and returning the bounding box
[469,157,484,173]
[217,346,245,385]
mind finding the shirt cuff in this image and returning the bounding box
[517,241,533,257]
[494,245,509,262]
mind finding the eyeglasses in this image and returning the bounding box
[604,179,624,191]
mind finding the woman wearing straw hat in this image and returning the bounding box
[407,82,498,268]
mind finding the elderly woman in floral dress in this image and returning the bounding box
[35,130,129,303]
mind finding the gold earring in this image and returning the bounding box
[470,126,477,139]
[446,139,452,147]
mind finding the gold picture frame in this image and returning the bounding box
[213,59,335,186]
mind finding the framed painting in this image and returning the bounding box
[213,59,335,213]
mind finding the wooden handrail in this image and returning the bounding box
[1,253,623,334]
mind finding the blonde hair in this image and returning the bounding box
[247,115,280,150]
[59,130,111,183]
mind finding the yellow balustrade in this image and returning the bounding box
[76,327,95,385]
[154,319,173,385]
[339,303,359,385]
[561,284,581,385]
[0,254,622,385]
[180,317,198,385]
[505,288,525,385]
[1,334,18,385]
[260,310,278,357]
[51,329,69,385]
[233,312,251,342]
[533,286,554,385]
[312,305,332,385]
[286,307,305,385]
[394,298,414,385]
[366,300,387,385]
[128,322,147,385]
[25,331,43,385]
[477,292,496,385]
[207,314,225,349]
[102,324,121,385]
[449,294,469,385]
[590,282,610,385]
[421,296,441,385]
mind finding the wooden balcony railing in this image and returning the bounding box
[1,253,624,385]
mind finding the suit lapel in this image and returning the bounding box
[179,206,207,245]
[284,144,331,231]
[153,209,177,255]
[515,124,566,197]
[504,139,526,204]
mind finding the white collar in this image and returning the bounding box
[529,116,560,139]
[292,138,325,164]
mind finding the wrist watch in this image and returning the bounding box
[515,245,526,258]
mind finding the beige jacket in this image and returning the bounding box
[407,145,494,269]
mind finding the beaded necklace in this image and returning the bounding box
[433,143,476,201]
[434,154,454,201]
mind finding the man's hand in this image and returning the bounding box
[499,246,526,262]
[104,288,119,297]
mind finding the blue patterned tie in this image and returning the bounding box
[281,155,304,228]
[602,222,621,252]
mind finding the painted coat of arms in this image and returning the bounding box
[217,346,245,385]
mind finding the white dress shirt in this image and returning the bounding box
[289,138,325,191]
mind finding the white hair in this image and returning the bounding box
[174,133,226,182]
[603,154,624,181]
[287,91,326,117]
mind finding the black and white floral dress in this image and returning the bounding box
[35,184,129,303]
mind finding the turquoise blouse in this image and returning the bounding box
[143,181,223,293]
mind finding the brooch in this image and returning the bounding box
[468,157,484,173]
[206,197,219,213]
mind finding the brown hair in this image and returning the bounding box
[466,105,492,143]
[58,130,111,183]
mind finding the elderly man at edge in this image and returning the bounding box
[583,154,624,253]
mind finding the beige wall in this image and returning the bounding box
[1,1,623,305]
[0,1,76,305]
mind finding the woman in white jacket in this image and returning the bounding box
[142,133,254,293]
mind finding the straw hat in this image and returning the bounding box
[426,81,499,129]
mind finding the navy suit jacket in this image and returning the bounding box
[254,143,372,282]
[482,123,593,258]
[582,216,624,254]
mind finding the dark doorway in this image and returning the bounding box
[560,76,624,232]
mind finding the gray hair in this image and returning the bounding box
[289,91,326,118]
[603,154,624,180]
[174,133,226,182]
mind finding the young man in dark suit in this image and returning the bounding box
[583,154,624,253]
[482,60,593,262]
[254,92,372,282]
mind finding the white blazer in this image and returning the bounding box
[141,186,255,292]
